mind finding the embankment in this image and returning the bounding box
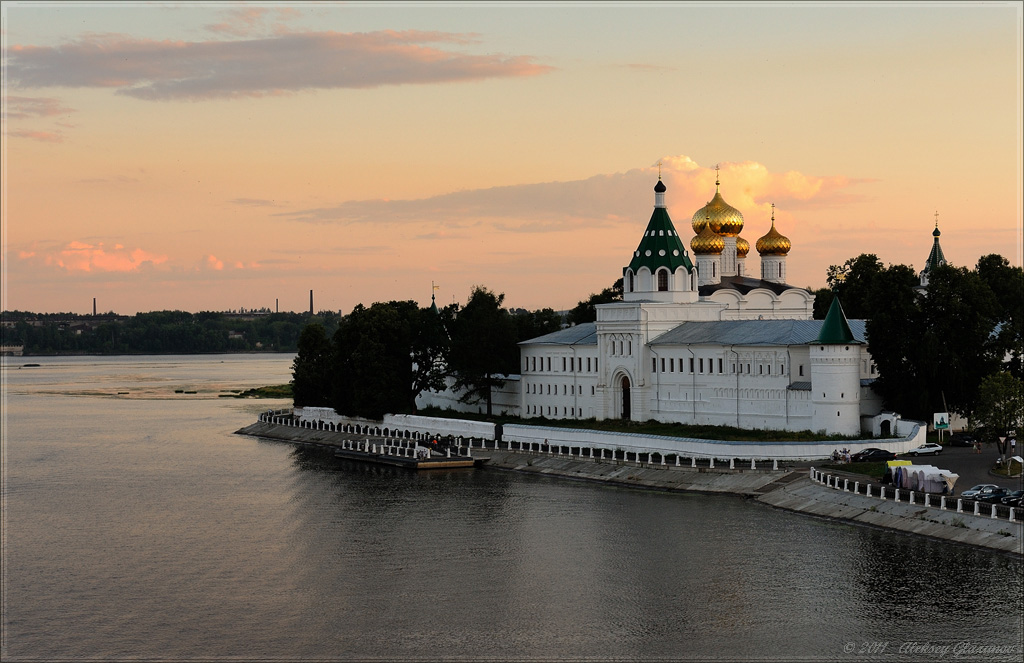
[236,421,1022,555]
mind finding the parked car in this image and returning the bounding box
[948,432,976,447]
[975,487,1012,503]
[851,448,896,463]
[999,490,1024,507]
[904,443,942,457]
[961,484,999,499]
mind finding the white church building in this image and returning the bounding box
[423,176,891,436]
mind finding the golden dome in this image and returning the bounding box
[756,209,791,256]
[691,224,725,255]
[691,191,744,237]
[736,236,750,258]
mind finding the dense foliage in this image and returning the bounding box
[815,253,1022,425]
[0,310,338,354]
[290,290,563,419]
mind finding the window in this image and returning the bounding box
[628,340,632,355]
[718,358,723,374]
[653,358,657,372]
[628,271,635,292]
[699,358,704,373]
[587,357,591,372]
[689,357,694,373]
[670,358,675,372]
[591,386,595,395]
[661,358,666,372]
[759,365,763,375]
[562,357,566,372]
[657,269,668,291]
[563,385,567,395]
[546,357,551,371]
[799,365,804,377]
[780,364,784,375]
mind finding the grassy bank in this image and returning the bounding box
[220,384,293,399]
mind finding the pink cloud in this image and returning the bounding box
[206,7,302,37]
[8,129,64,143]
[7,30,553,101]
[28,241,168,273]
[3,96,75,119]
[277,156,872,233]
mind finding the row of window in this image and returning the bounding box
[524,355,598,373]
[651,356,804,377]
[526,383,597,397]
[526,405,584,417]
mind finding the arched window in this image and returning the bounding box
[657,269,668,291]
[628,270,635,292]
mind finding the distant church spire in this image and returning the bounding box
[919,212,947,288]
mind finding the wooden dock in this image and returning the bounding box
[333,447,482,469]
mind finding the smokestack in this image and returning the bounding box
[93,298,96,316]
[276,298,279,314]
[310,290,314,315]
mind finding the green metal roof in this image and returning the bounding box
[922,229,946,275]
[814,297,860,345]
[625,207,694,275]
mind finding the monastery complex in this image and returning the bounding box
[421,175,946,437]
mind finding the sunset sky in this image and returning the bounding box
[2,2,1021,316]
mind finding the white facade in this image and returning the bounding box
[422,177,887,436]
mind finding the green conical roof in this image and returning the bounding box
[626,206,694,275]
[922,226,946,275]
[814,297,859,344]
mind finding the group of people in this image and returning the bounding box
[830,448,853,463]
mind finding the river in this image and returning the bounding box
[2,354,1020,661]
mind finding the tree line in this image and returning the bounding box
[294,253,1022,436]
[0,310,336,354]
[290,288,563,420]
[809,253,1022,438]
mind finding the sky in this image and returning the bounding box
[2,1,1021,316]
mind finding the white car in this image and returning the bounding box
[904,442,943,456]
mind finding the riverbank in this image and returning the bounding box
[236,421,1022,555]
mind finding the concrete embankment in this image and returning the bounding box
[236,421,1022,555]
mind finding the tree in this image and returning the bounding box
[975,254,1024,379]
[567,278,623,325]
[823,254,884,320]
[291,323,332,407]
[973,372,1023,456]
[448,286,518,416]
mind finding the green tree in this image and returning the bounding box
[567,278,623,325]
[823,254,884,320]
[449,286,518,416]
[975,254,1024,379]
[973,372,1024,455]
[291,323,332,407]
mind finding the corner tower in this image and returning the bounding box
[810,298,862,435]
[623,178,697,302]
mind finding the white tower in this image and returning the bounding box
[810,298,862,435]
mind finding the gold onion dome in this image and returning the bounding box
[691,224,725,255]
[736,236,750,258]
[756,208,791,256]
[691,189,745,237]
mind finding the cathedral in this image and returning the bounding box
[515,175,885,436]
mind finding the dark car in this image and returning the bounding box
[851,448,896,463]
[999,490,1024,507]
[975,487,1012,503]
[948,432,976,447]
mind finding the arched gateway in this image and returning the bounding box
[621,376,631,420]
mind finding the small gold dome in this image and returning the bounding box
[691,191,744,237]
[756,216,791,256]
[691,224,725,255]
[736,236,750,258]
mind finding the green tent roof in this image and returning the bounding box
[922,227,946,275]
[814,297,860,344]
[625,207,694,275]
